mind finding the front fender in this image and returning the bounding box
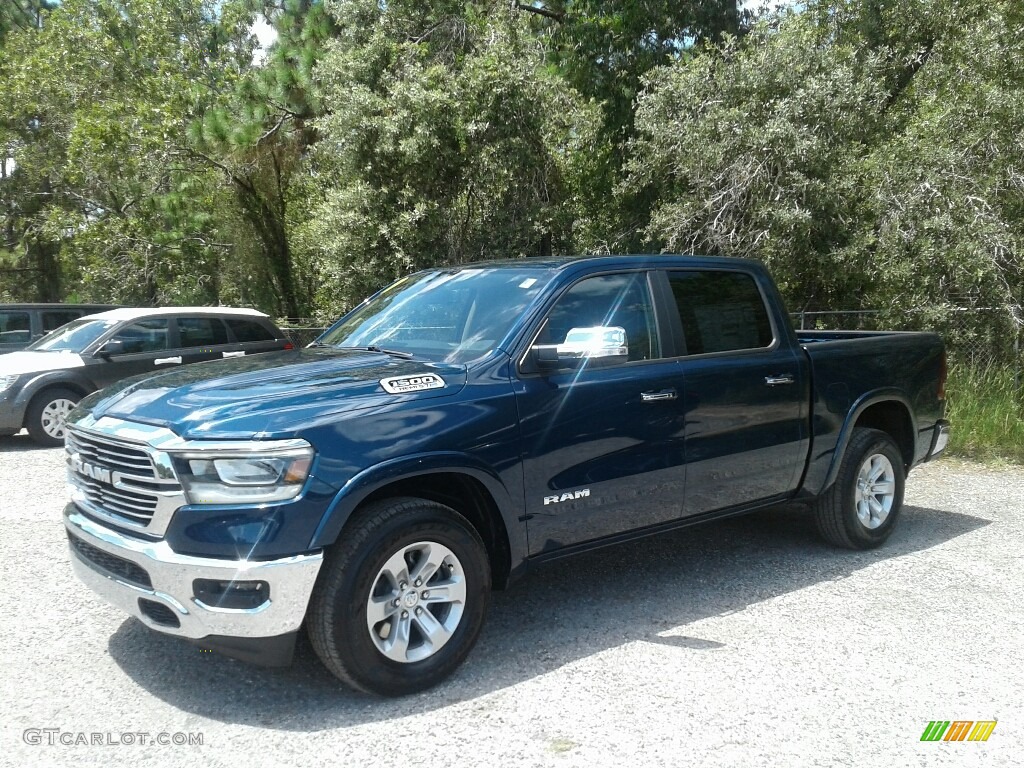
[14,370,97,410]
[309,452,527,571]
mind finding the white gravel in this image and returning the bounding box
[1,434,1020,767]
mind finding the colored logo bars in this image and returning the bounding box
[920,721,997,742]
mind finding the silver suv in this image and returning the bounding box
[0,307,293,445]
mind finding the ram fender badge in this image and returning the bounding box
[543,489,590,505]
[379,373,446,394]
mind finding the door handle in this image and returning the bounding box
[222,351,246,358]
[641,388,678,402]
[155,356,182,365]
[765,374,795,386]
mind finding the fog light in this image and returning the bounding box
[193,579,270,610]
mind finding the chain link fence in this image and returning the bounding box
[279,325,328,348]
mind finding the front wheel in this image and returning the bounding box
[307,497,491,696]
[25,387,80,446]
[813,427,906,549]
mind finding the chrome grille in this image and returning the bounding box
[66,427,178,528]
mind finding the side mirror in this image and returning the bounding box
[557,326,628,360]
[95,339,125,359]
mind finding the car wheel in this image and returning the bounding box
[814,427,906,549]
[307,497,491,696]
[25,387,80,446]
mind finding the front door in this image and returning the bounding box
[89,318,177,388]
[514,271,687,555]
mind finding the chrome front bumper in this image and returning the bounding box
[65,506,323,641]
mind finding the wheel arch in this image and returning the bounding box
[311,455,523,589]
[15,372,95,413]
[823,391,916,492]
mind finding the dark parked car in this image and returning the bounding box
[0,303,119,353]
[0,307,292,445]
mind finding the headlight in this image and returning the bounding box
[172,442,314,505]
[0,375,18,393]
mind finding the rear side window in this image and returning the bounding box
[225,318,275,343]
[177,317,229,347]
[0,311,31,343]
[110,319,169,353]
[42,310,82,332]
[668,271,774,354]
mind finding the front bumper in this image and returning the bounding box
[64,505,323,661]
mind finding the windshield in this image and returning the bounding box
[27,318,117,352]
[318,267,554,363]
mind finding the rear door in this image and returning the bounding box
[664,269,809,516]
[514,271,688,554]
[176,316,232,365]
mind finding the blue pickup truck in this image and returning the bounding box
[63,255,949,696]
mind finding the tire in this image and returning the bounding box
[25,387,80,447]
[813,427,906,549]
[307,497,491,696]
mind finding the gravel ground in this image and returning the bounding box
[1,434,1020,767]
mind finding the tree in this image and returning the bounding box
[189,0,339,319]
[0,0,256,304]
[300,0,600,313]
[626,0,1024,327]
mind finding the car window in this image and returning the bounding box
[177,317,229,347]
[109,319,169,354]
[225,318,275,343]
[42,310,82,332]
[29,318,118,351]
[538,273,660,363]
[0,311,31,344]
[668,271,774,354]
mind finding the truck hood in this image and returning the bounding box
[0,350,85,374]
[79,348,468,439]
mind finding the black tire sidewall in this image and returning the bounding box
[840,433,906,548]
[324,504,490,695]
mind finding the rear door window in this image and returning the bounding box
[177,317,229,348]
[0,311,31,344]
[668,271,774,354]
[42,310,82,332]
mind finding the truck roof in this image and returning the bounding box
[431,254,762,271]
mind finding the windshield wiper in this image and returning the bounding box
[336,345,416,359]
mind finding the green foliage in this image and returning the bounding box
[0,0,252,304]
[627,0,1024,318]
[945,363,1024,464]
[302,1,600,313]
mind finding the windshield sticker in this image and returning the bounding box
[518,278,537,289]
[379,373,446,394]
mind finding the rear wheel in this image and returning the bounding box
[25,387,80,446]
[307,497,491,696]
[814,427,905,549]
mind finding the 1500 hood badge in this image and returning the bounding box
[379,373,445,394]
